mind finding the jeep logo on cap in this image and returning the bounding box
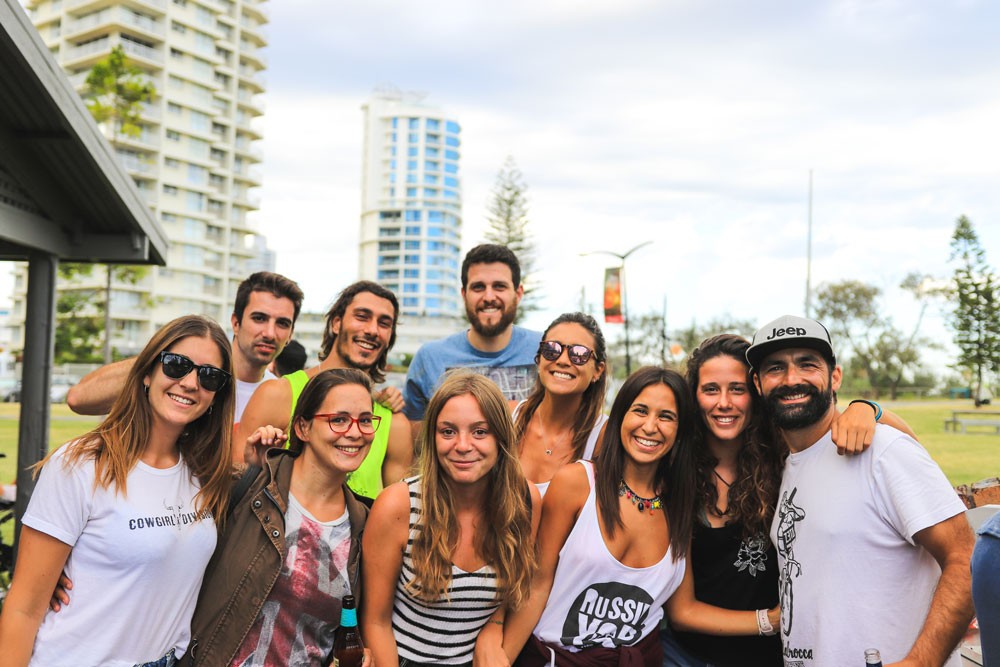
[766,327,807,340]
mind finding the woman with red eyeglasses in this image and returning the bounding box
[511,312,609,496]
[0,315,235,667]
[184,368,374,667]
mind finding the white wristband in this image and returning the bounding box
[756,608,777,636]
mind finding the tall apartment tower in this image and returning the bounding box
[13,0,268,356]
[359,89,463,325]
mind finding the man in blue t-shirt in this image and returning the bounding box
[403,244,541,428]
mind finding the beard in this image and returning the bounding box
[334,334,379,374]
[466,300,517,338]
[764,382,834,430]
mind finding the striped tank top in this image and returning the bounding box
[393,476,500,664]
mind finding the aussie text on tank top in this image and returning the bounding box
[127,497,213,530]
[561,582,653,647]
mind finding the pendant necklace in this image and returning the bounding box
[712,468,733,516]
[619,478,662,513]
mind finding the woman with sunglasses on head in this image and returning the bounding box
[362,370,539,666]
[499,366,781,665]
[660,334,916,667]
[512,312,608,496]
[183,368,374,666]
[0,316,234,667]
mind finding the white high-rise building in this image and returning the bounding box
[359,88,463,325]
[11,0,269,356]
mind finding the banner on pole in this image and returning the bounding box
[603,267,623,323]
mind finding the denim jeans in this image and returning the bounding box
[134,648,177,667]
[973,512,1000,667]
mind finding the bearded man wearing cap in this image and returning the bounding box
[747,315,974,667]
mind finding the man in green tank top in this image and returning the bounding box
[237,281,412,506]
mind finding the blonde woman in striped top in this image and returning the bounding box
[362,370,540,666]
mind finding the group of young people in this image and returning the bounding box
[0,244,986,667]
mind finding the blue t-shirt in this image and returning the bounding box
[403,326,541,421]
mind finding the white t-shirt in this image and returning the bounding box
[769,425,965,667]
[22,444,217,667]
[235,369,277,423]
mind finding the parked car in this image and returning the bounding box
[49,376,77,403]
[0,378,20,403]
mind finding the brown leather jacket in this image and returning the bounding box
[181,446,367,666]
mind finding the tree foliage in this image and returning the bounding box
[484,156,539,320]
[948,215,1000,404]
[815,280,934,399]
[82,47,154,362]
[84,46,155,142]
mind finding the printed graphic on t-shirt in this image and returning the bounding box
[775,488,808,665]
[733,533,769,577]
[232,508,351,667]
[447,364,537,401]
[126,498,212,531]
[560,582,654,648]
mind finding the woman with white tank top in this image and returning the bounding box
[510,313,610,498]
[494,367,778,665]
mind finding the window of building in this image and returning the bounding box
[444,190,458,200]
[407,160,417,170]
[446,120,460,134]
[163,184,179,195]
[408,133,418,143]
[407,147,418,157]
[426,133,440,144]
[426,118,440,130]
[425,160,439,171]
[444,163,458,174]
[166,130,181,141]
[444,176,459,187]
[406,187,417,197]
[427,226,444,238]
[404,225,420,235]
[445,150,459,160]
[404,269,419,278]
[423,188,438,198]
[446,136,460,148]
[164,157,180,168]
[404,255,419,265]
[408,118,419,129]
[405,174,417,184]
[424,174,438,185]
[402,297,418,307]
[425,146,439,157]
[380,211,401,219]
[403,283,418,293]
[171,21,186,34]
[378,241,400,251]
[405,241,420,250]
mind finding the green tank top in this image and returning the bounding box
[284,369,391,501]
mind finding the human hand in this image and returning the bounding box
[49,571,73,612]
[830,402,876,456]
[244,425,287,466]
[375,387,405,414]
[473,620,509,667]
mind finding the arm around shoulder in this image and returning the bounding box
[382,413,414,487]
[233,378,291,464]
[66,358,135,415]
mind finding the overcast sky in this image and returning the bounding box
[7,0,1000,364]
[257,0,1000,353]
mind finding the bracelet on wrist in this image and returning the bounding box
[756,608,777,636]
[849,399,882,422]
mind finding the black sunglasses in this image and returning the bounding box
[157,351,231,392]
[538,340,597,366]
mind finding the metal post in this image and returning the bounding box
[15,251,57,553]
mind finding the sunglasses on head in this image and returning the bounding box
[157,351,231,392]
[538,340,597,366]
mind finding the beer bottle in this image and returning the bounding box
[331,595,364,667]
[864,648,883,666]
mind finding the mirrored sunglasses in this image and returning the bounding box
[538,340,596,366]
[157,351,231,392]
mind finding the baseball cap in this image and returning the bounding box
[746,315,836,370]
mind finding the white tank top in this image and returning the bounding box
[532,460,685,651]
[512,400,608,497]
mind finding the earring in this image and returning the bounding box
[207,405,213,415]
[143,384,149,396]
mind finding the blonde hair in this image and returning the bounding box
[40,315,234,527]
[409,370,536,608]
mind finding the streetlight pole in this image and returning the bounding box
[581,240,653,376]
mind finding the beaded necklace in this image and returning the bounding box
[618,478,662,513]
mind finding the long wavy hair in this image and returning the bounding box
[287,368,374,452]
[685,334,783,538]
[514,312,608,461]
[410,370,536,608]
[595,366,694,562]
[43,315,235,526]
